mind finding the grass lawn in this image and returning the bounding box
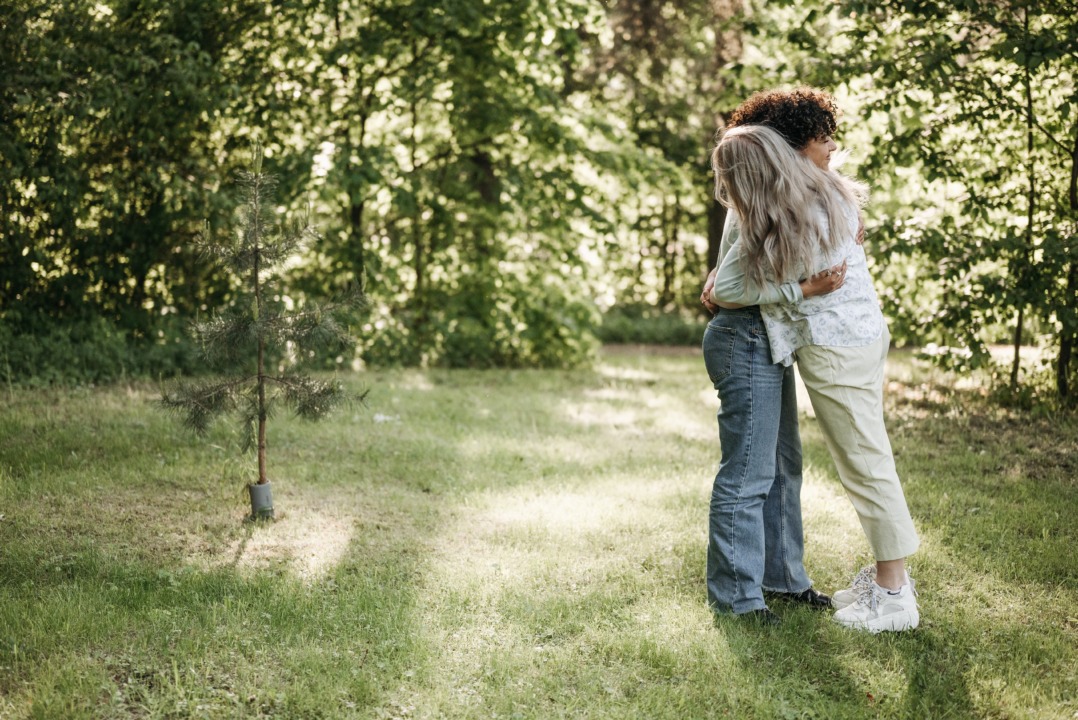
[1,347,1076,719]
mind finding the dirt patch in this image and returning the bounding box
[184,489,373,582]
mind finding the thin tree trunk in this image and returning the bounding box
[707,198,726,271]
[1060,264,1076,403]
[635,197,645,297]
[659,196,674,307]
[1012,11,1035,391]
[1011,305,1024,390]
[1058,128,1078,403]
[253,166,268,485]
[257,338,267,485]
[334,5,369,291]
[348,111,368,288]
[410,100,424,302]
[660,197,680,309]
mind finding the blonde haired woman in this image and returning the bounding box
[710,121,921,633]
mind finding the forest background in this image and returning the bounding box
[2,0,1076,406]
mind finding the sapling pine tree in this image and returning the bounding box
[163,145,359,519]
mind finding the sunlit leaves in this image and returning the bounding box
[831,0,1077,397]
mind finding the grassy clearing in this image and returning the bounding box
[0,348,1076,719]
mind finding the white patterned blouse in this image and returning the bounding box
[709,199,884,367]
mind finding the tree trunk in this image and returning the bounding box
[707,197,726,272]
[1058,128,1078,404]
[253,164,268,486]
[1010,305,1024,391]
[410,93,423,301]
[334,4,368,291]
[1059,264,1076,404]
[257,337,267,485]
[659,196,675,308]
[1012,16,1035,392]
[346,112,369,288]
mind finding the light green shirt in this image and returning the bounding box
[709,213,804,306]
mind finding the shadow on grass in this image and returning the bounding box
[0,509,433,717]
[0,387,444,717]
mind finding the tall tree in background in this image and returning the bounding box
[276,0,622,367]
[834,1,1078,402]
[7,0,1073,404]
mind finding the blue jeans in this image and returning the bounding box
[702,307,812,614]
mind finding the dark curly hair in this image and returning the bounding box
[727,87,839,150]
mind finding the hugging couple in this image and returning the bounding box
[700,87,919,632]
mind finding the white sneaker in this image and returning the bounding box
[831,565,876,610]
[833,581,919,633]
[832,566,917,610]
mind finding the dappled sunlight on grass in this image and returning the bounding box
[431,476,687,588]
[619,592,722,653]
[389,372,438,392]
[4,350,1077,718]
[564,382,715,443]
[847,520,1078,717]
[455,434,623,472]
[190,501,357,582]
[561,396,641,431]
[391,352,1077,716]
[481,483,668,535]
[596,362,662,384]
[697,387,719,410]
[650,393,715,442]
[405,470,723,716]
[400,400,913,715]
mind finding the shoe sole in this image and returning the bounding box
[834,608,920,633]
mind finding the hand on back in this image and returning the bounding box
[801,260,847,298]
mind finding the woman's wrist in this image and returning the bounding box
[799,278,821,298]
[801,260,847,298]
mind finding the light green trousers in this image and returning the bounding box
[796,326,920,561]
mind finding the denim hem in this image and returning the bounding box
[761,584,812,595]
[708,598,769,615]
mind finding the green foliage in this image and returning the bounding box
[223,0,746,368]
[358,268,601,369]
[6,0,1075,404]
[0,0,269,337]
[826,1,1078,399]
[574,0,737,310]
[277,0,650,367]
[597,305,708,347]
[0,315,206,387]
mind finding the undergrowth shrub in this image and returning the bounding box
[0,315,204,387]
[597,305,706,347]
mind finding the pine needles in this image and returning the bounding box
[161,144,364,485]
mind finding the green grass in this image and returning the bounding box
[1,348,1076,719]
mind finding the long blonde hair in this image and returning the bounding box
[711,124,867,286]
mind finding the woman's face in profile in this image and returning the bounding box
[801,135,837,170]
